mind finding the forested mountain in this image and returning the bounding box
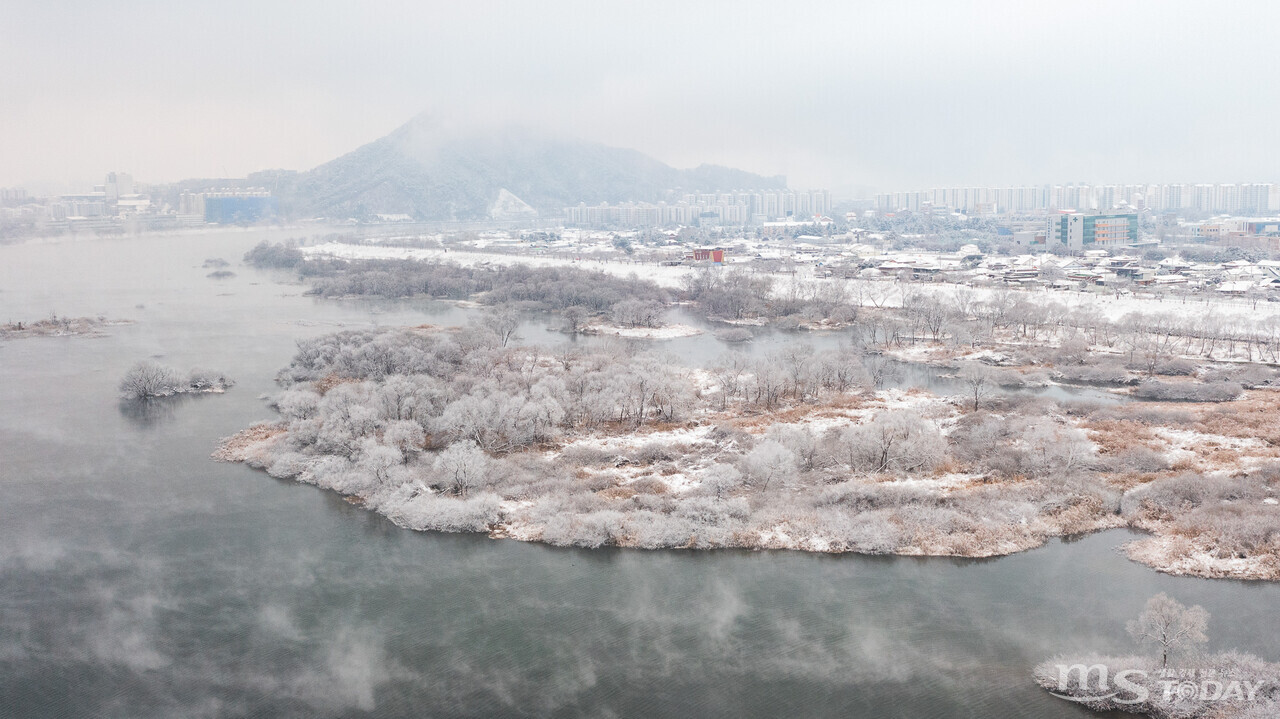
[273,116,786,221]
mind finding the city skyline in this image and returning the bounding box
[875,182,1280,215]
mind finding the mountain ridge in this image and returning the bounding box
[268,116,787,221]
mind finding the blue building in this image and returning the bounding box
[204,194,277,224]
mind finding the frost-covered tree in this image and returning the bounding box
[561,306,589,334]
[841,410,945,474]
[119,361,232,399]
[864,355,902,389]
[119,361,183,399]
[701,463,744,500]
[482,305,521,348]
[433,440,492,497]
[276,388,321,420]
[612,298,666,328]
[383,419,426,456]
[767,424,822,471]
[958,362,997,412]
[1022,419,1094,477]
[741,440,797,490]
[356,438,403,484]
[1127,593,1209,669]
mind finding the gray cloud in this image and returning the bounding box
[3,1,1279,196]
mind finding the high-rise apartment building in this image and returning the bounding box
[1049,212,1138,250]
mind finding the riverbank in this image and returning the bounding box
[0,315,129,339]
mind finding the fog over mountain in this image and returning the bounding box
[10,2,1280,196]
[275,116,785,221]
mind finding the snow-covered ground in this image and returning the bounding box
[858,280,1280,322]
[301,241,1280,322]
[300,242,692,288]
[585,323,702,339]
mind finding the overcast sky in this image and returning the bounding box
[4,1,1278,197]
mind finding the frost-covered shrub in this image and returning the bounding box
[1053,362,1134,385]
[715,328,753,343]
[625,512,695,549]
[186,369,234,391]
[630,442,674,465]
[1091,405,1196,426]
[1132,379,1242,402]
[1109,446,1169,473]
[817,508,903,553]
[356,438,403,484]
[119,361,233,399]
[391,492,502,532]
[611,298,667,328]
[706,423,754,449]
[813,482,933,511]
[540,510,627,548]
[1153,358,1198,376]
[305,456,381,495]
[383,419,426,455]
[1019,419,1096,477]
[700,463,744,499]
[949,414,1016,465]
[893,505,978,549]
[1202,364,1277,389]
[740,440,798,489]
[266,451,310,479]
[558,445,615,467]
[628,476,670,495]
[119,361,183,398]
[838,410,945,475]
[675,496,739,525]
[1122,473,1266,518]
[1176,504,1280,558]
[766,424,822,471]
[951,413,1093,478]
[276,388,321,420]
[845,510,905,554]
[432,440,492,496]
[632,493,675,514]
[243,241,304,269]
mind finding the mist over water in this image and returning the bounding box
[1,231,1277,717]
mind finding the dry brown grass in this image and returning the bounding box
[629,476,670,495]
[1103,471,1166,492]
[1082,419,1162,454]
[212,422,286,462]
[312,373,359,395]
[596,486,637,500]
[1193,390,1280,445]
[931,457,965,476]
[724,394,871,431]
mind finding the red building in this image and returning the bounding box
[692,247,726,263]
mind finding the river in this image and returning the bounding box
[0,230,1274,718]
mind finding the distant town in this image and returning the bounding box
[7,175,1280,267]
[0,173,277,237]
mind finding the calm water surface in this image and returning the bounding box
[0,231,1275,718]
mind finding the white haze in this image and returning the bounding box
[3,0,1278,196]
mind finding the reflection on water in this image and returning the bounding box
[0,230,1271,718]
[117,396,192,427]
